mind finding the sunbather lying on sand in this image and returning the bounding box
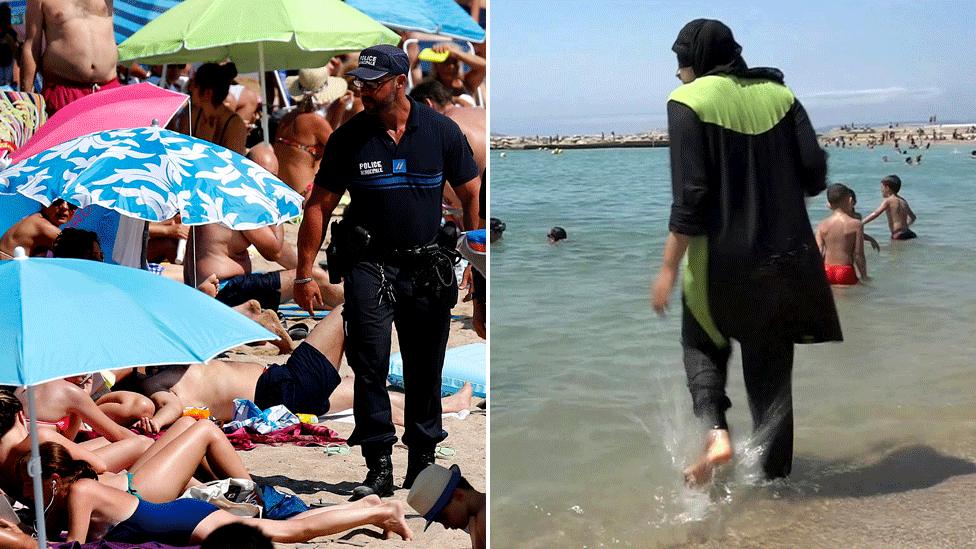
[114,304,473,432]
[0,391,254,502]
[19,442,412,544]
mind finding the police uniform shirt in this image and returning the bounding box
[314,97,479,252]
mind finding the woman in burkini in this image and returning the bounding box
[273,64,347,197]
[19,442,412,545]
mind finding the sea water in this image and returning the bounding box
[490,145,976,546]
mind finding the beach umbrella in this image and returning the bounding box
[345,0,486,43]
[113,0,182,45]
[0,125,303,230]
[117,0,400,143]
[10,83,189,164]
[0,246,277,547]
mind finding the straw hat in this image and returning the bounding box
[406,463,461,530]
[285,67,347,105]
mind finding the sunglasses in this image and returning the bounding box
[350,75,396,91]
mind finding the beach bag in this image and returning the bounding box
[180,478,262,518]
[259,484,309,519]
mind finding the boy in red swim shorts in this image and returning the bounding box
[815,183,867,285]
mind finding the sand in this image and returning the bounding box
[220,220,485,548]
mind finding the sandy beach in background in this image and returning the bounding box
[220,220,484,548]
[490,122,976,150]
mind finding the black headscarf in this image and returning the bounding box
[672,19,784,84]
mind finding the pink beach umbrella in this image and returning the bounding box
[10,83,189,164]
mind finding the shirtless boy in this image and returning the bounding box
[113,305,473,432]
[20,0,120,113]
[0,198,76,258]
[861,174,918,240]
[815,184,867,285]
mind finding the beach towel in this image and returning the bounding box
[0,90,46,164]
[224,422,345,451]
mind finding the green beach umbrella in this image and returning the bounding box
[117,0,400,142]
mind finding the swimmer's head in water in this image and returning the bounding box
[490,218,506,235]
[547,226,567,242]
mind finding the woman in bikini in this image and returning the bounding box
[19,442,412,544]
[184,63,247,155]
[14,377,151,442]
[274,66,347,197]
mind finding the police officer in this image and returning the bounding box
[295,44,481,500]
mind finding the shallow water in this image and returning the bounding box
[489,145,976,547]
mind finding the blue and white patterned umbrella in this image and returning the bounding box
[0,126,303,229]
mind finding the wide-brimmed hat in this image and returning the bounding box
[406,463,461,531]
[285,67,348,104]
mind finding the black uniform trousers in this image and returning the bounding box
[681,299,795,479]
[342,260,457,458]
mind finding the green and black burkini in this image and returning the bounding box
[667,20,842,478]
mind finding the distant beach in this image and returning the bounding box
[491,122,976,150]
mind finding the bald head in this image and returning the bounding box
[247,143,279,176]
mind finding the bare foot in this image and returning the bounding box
[378,501,413,541]
[442,382,474,413]
[197,273,219,297]
[254,309,293,354]
[232,299,263,318]
[683,429,733,487]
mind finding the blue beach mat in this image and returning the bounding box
[388,342,486,398]
[277,303,330,319]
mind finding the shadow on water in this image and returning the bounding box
[791,444,976,499]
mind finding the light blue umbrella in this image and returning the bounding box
[0,247,276,546]
[346,0,486,43]
[0,126,303,229]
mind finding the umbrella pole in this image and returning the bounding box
[258,43,270,145]
[25,386,47,548]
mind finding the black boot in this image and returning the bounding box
[402,449,436,490]
[350,453,394,501]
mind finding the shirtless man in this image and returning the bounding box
[0,198,75,258]
[409,80,486,337]
[861,174,918,240]
[182,144,343,311]
[20,0,120,114]
[112,305,474,432]
[815,184,867,285]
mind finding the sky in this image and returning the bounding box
[490,0,976,136]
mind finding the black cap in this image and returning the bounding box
[347,44,410,80]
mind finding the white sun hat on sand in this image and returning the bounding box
[285,67,348,105]
[406,463,461,530]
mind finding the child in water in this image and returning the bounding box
[861,174,918,240]
[849,190,881,253]
[816,183,867,285]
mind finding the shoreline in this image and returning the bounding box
[491,122,976,150]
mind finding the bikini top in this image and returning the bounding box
[25,415,71,434]
[275,136,325,161]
